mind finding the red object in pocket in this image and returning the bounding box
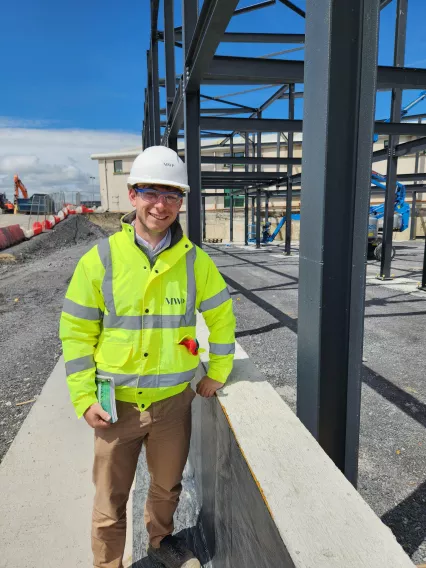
[179,338,200,355]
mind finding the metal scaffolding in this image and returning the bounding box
[142,0,426,485]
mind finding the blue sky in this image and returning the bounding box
[0,0,425,198]
[1,0,426,131]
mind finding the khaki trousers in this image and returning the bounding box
[92,386,195,568]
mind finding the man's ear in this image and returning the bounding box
[128,187,137,208]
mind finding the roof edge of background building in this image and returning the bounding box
[91,148,142,160]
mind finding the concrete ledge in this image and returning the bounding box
[192,315,414,567]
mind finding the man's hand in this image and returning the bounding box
[83,402,111,429]
[196,376,223,398]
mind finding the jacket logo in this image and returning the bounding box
[163,162,174,167]
[165,297,185,305]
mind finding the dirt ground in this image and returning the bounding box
[0,216,112,462]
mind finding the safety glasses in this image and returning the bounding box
[134,187,183,205]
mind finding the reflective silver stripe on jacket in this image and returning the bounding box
[199,288,231,313]
[63,298,103,321]
[65,355,95,376]
[209,342,235,356]
[96,367,198,388]
[97,238,197,330]
[102,313,197,330]
[183,247,196,326]
[97,238,115,313]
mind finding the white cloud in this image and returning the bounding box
[0,124,141,200]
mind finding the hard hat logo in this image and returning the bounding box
[127,146,190,193]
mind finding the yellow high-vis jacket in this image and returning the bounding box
[59,213,236,418]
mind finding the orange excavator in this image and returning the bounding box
[13,174,29,213]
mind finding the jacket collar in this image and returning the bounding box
[121,211,187,251]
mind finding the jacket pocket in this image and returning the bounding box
[94,342,133,368]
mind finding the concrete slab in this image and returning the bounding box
[206,240,426,565]
[0,213,31,229]
[0,357,133,568]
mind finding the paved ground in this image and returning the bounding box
[0,213,32,229]
[206,240,426,565]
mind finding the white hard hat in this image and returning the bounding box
[127,146,190,192]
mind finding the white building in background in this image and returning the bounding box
[91,134,304,213]
[91,133,426,217]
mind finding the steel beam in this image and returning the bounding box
[277,0,306,18]
[185,0,239,92]
[285,84,295,256]
[380,0,407,280]
[372,136,426,162]
[201,116,303,132]
[201,115,426,136]
[203,172,286,180]
[203,55,426,90]
[205,56,305,85]
[297,0,379,485]
[219,85,289,147]
[396,172,426,182]
[200,93,257,112]
[176,31,305,44]
[381,0,393,8]
[280,91,304,100]
[200,156,302,165]
[374,122,426,136]
[233,0,275,16]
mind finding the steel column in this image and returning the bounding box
[164,0,177,151]
[265,194,269,224]
[410,191,417,240]
[230,195,234,242]
[244,189,249,245]
[420,239,426,291]
[183,0,201,246]
[202,193,206,241]
[150,36,161,145]
[245,135,249,245]
[379,0,407,279]
[256,188,261,249]
[285,84,295,255]
[297,0,380,485]
[147,51,155,148]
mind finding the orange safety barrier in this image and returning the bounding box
[33,222,43,235]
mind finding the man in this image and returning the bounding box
[60,146,236,568]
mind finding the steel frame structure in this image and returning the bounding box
[142,0,426,486]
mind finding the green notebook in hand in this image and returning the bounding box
[96,376,118,423]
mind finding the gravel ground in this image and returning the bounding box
[0,216,110,463]
[207,240,426,565]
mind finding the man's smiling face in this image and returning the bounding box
[129,184,183,235]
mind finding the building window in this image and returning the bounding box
[224,190,245,208]
[114,160,123,173]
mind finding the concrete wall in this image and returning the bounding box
[191,316,414,567]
